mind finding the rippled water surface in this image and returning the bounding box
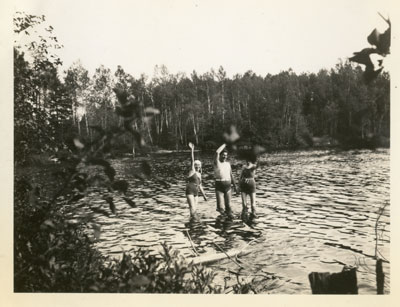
[75,149,390,294]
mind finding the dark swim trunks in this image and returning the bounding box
[240,178,256,194]
[215,180,231,193]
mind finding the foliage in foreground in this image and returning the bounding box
[13,64,253,293]
[14,12,390,294]
[14,174,221,293]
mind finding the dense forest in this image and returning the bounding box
[14,13,390,166]
[13,12,390,294]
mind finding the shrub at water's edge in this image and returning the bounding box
[14,11,390,293]
[14,174,218,293]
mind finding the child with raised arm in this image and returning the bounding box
[185,142,207,217]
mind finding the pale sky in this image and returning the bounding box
[12,0,394,78]
[1,2,400,306]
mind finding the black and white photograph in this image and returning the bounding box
[2,0,399,304]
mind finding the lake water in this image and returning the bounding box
[75,149,390,294]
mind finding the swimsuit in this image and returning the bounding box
[186,172,201,196]
[240,167,256,194]
[215,180,232,193]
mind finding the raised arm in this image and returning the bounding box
[215,143,226,164]
[189,142,195,172]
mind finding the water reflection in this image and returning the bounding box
[184,216,207,245]
[76,149,389,294]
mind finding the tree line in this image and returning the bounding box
[14,12,390,165]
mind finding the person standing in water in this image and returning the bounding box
[186,142,207,217]
[239,159,257,219]
[214,143,237,219]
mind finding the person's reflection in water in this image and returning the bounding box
[184,215,207,248]
[213,214,261,247]
[213,215,234,234]
[241,213,258,228]
[210,215,237,252]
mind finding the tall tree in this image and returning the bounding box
[64,61,91,136]
[14,12,68,164]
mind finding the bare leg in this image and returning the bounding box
[241,192,248,210]
[249,192,257,217]
[216,190,225,213]
[186,195,196,217]
[224,189,233,218]
[241,192,248,219]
